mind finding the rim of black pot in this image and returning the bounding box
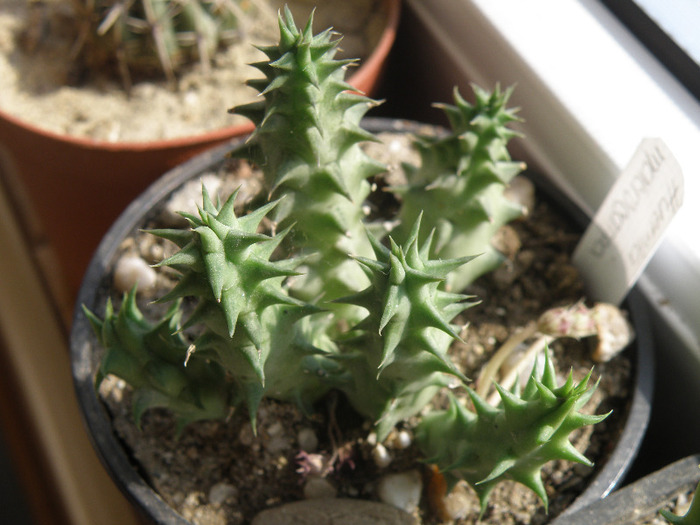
[553,454,700,524]
[70,117,654,524]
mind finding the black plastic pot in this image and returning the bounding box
[555,454,700,525]
[70,118,655,524]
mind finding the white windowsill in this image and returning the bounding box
[407,0,700,370]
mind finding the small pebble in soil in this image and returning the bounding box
[268,422,284,436]
[238,424,256,447]
[505,174,536,215]
[439,481,479,521]
[303,475,337,499]
[372,443,392,468]
[297,427,319,452]
[113,255,157,293]
[184,90,199,108]
[387,429,412,450]
[208,482,237,506]
[377,469,423,514]
[675,492,692,516]
[162,174,222,226]
[264,422,290,454]
[265,437,289,454]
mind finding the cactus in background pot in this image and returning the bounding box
[67,0,270,88]
[84,6,613,516]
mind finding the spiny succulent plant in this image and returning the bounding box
[233,6,386,303]
[84,6,615,517]
[331,216,476,440]
[68,0,264,89]
[147,186,340,428]
[416,347,608,515]
[84,289,230,433]
[392,85,526,292]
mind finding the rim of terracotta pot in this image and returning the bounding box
[0,0,400,152]
[70,118,654,524]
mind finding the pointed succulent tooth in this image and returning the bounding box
[660,479,700,524]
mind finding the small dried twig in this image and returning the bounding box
[476,320,537,400]
[477,301,635,406]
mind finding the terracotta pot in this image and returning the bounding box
[71,118,654,524]
[0,0,401,309]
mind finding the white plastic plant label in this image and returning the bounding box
[572,138,683,305]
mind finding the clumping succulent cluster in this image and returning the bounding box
[67,0,268,88]
[86,7,611,516]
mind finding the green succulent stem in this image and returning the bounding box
[150,186,333,428]
[333,216,477,440]
[233,6,386,303]
[84,288,229,434]
[416,346,608,514]
[392,85,525,292]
